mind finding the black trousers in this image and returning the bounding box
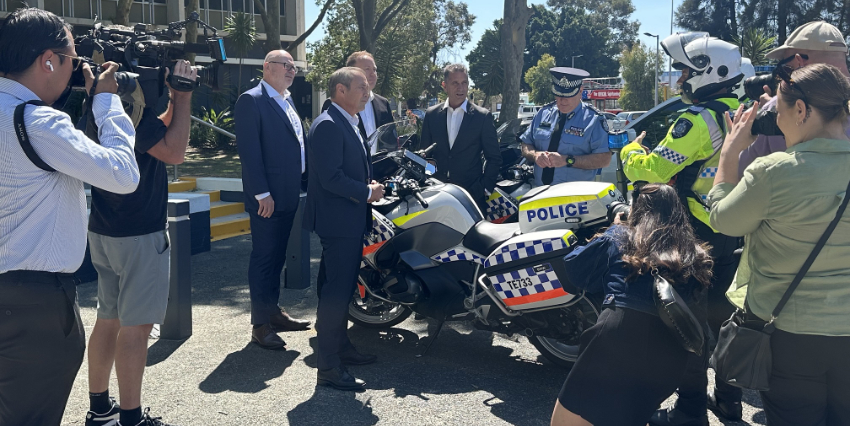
[248,209,296,325]
[0,271,85,426]
[673,222,742,416]
[761,330,850,426]
[315,235,362,370]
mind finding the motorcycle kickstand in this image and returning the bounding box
[415,319,445,358]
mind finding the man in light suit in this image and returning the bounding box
[305,67,384,391]
[420,63,501,208]
[321,51,393,149]
[235,50,311,350]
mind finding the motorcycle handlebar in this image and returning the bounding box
[413,190,429,209]
[417,143,437,157]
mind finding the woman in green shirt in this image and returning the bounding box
[708,63,850,426]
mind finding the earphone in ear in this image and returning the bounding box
[46,61,54,72]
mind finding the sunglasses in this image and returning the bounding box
[53,52,95,71]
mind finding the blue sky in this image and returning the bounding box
[304,0,682,73]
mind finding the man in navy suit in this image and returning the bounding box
[305,67,384,391]
[235,50,311,350]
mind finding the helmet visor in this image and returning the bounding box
[662,32,711,71]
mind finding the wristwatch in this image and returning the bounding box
[565,155,576,168]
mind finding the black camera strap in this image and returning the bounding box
[13,100,56,172]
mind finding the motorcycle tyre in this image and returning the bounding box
[527,296,600,369]
[348,274,412,329]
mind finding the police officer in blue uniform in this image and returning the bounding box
[521,67,612,186]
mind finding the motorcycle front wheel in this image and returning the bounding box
[528,295,600,368]
[348,273,412,328]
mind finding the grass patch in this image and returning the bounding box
[167,147,242,180]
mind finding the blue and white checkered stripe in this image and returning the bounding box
[432,246,485,264]
[485,194,519,220]
[652,146,689,165]
[363,215,395,247]
[491,265,563,299]
[484,238,568,268]
[700,167,718,178]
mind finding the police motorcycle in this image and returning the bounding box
[349,130,631,367]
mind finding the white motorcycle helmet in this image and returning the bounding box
[734,58,756,100]
[662,32,744,104]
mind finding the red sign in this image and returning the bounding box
[587,89,621,100]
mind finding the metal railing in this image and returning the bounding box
[172,115,236,182]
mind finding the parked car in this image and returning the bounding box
[616,110,646,128]
[601,111,625,131]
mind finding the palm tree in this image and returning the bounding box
[225,12,257,93]
[734,28,776,66]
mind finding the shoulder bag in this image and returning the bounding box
[710,178,850,391]
[653,270,706,356]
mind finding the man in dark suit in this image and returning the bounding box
[321,51,393,150]
[305,67,385,391]
[420,63,501,207]
[235,50,311,350]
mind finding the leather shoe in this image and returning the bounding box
[251,324,286,350]
[339,349,377,366]
[649,407,709,426]
[707,390,743,421]
[317,366,366,391]
[270,310,311,332]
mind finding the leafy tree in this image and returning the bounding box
[284,0,337,51]
[428,0,476,65]
[467,21,504,101]
[253,0,281,52]
[225,12,257,93]
[352,0,414,52]
[547,0,640,50]
[525,54,556,105]
[619,43,660,111]
[675,0,737,42]
[500,0,534,125]
[733,28,776,65]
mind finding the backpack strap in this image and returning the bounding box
[14,100,56,172]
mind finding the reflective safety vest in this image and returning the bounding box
[619,96,740,229]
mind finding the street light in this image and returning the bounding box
[645,32,660,106]
[571,54,583,68]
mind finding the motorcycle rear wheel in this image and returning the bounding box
[528,296,600,368]
[348,275,412,328]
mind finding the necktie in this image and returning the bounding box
[541,113,569,185]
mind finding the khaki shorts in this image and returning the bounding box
[88,230,170,326]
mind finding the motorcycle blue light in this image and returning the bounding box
[608,132,629,150]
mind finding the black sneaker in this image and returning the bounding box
[118,408,176,426]
[85,397,119,426]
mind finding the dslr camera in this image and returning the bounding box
[70,11,227,114]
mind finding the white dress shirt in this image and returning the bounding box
[331,102,372,200]
[446,99,468,149]
[256,80,305,201]
[359,92,377,154]
[0,77,139,274]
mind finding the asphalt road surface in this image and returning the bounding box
[61,234,767,425]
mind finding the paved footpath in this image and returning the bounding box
[62,235,766,425]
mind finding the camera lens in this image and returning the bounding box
[196,62,224,91]
[750,109,783,136]
[607,201,630,223]
[743,74,777,101]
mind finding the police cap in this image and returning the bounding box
[550,67,589,98]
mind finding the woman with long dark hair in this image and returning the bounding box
[551,184,713,426]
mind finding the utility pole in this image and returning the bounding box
[645,33,660,106]
[572,54,583,68]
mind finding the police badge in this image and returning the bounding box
[671,118,693,139]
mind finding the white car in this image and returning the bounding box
[616,111,646,128]
[601,111,625,131]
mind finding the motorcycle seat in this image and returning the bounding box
[463,221,520,257]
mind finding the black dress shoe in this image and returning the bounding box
[649,407,709,426]
[339,349,377,366]
[317,366,366,391]
[251,324,286,350]
[707,390,743,421]
[270,310,311,332]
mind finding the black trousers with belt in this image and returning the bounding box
[673,221,742,416]
[0,271,85,426]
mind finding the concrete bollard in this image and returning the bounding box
[284,192,311,290]
[162,199,193,340]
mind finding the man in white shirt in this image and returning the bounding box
[321,51,393,153]
[420,63,501,207]
[235,50,311,351]
[0,8,140,425]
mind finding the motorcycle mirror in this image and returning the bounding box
[425,162,436,176]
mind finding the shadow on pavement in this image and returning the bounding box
[146,338,187,366]
[287,388,379,426]
[198,343,300,394]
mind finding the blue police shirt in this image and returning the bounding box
[520,102,609,186]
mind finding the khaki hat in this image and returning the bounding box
[766,21,848,60]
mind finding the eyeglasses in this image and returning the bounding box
[53,52,94,71]
[266,61,300,73]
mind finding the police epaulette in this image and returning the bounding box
[586,104,603,115]
[686,105,705,114]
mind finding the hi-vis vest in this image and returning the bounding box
[620,96,740,229]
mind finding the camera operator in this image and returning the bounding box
[0,8,140,426]
[738,21,850,176]
[84,57,196,426]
